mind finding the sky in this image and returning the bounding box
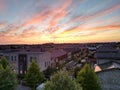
[0,0,120,44]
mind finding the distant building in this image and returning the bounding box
[87,46,97,51]
[64,48,81,60]
[1,50,51,74]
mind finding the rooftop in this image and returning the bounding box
[95,61,120,72]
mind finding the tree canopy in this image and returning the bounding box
[43,66,57,79]
[25,60,45,90]
[0,64,17,90]
[44,70,82,90]
[76,64,101,90]
[0,56,9,69]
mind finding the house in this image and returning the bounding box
[95,61,120,90]
[49,49,67,67]
[94,45,120,64]
[1,50,51,74]
[64,47,81,60]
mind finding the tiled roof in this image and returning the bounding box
[95,53,120,59]
[99,61,120,70]
[97,46,118,52]
[50,49,66,58]
[95,61,120,72]
[64,48,81,53]
[96,68,120,73]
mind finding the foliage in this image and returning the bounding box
[24,60,45,90]
[0,56,9,69]
[43,66,57,79]
[44,70,82,90]
[72,55,81,63]
[74,66,81,78]
[0,64,17,90]
[76,64,101,90]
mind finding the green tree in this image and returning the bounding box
[43,66,57,79]
[74,66,81,78]
[44,70,82,90]
[0,56,9,69]
[25,60,45,90]
[72,55,81,63]
[76,64,101,90]
[0,64,17,90]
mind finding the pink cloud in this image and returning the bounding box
[0,23,23,38]
[0,22,7,29]
[20,27,40,37]
[23,0,72,28]
[89,25,120,31]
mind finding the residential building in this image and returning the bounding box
[1,50,51,74]
[64,47,81,60]
[95,61,120,90]
[94,45,120,64]
[49,49,67,67]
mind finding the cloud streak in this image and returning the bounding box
[0,0,120,44]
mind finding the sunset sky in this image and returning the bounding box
[0,0,120,44]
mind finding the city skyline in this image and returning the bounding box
[0,0,120,44]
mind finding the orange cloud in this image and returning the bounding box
[89,25,120,31]
[20,27,41,37]
[0,22,7,29]
[53,24,120,40]
[0,23,25,44]
[63,13,120,36]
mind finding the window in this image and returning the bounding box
[46,62,48,66]
[6,56,9,61]
[45,62,46,67]
[49,61,50,65]
[30,57,37,62]
[14,56,16,61]
[11,56,13,61]
[30,57,33,62]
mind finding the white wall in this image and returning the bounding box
[38,52,51,71]
[4,51,51,73]
[4,53,19,73]
[27,52,51,71]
